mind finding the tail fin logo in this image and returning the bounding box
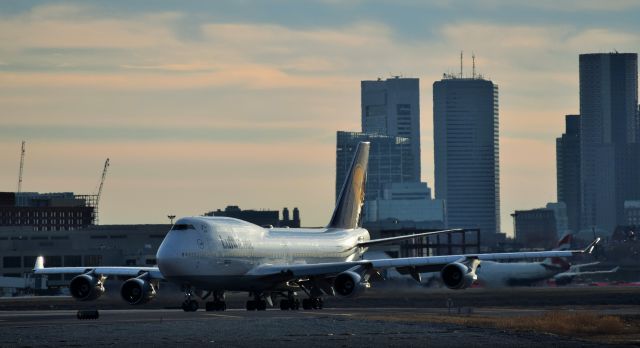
[327,142,369,229]
[352,164,365,206]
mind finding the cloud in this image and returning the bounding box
[1,3,639,228]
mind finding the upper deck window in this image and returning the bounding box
[172,224,195,231]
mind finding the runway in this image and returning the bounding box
[0,307,629,347]
[2,287,639,347]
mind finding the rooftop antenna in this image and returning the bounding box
[472,52,476,78]
[17,140,25,193]
[460,51,463,78]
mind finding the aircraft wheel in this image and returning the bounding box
[291,299,300,310]
[246,300,256,311]
[280,299,290,310]
[188,300,199,312]
[302,298,312,310]
[257,300,267,311]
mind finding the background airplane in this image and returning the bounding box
[34,142,599,312]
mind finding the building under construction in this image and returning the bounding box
[4,142,110,230]
[0,192,95,231]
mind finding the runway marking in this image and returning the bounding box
[204,313,242,319]
[300,312,353,317]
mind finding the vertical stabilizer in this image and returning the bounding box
[328,142,369,229]
[543,234,572,269]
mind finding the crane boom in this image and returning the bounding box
[96,158,109,207]
[17,141,25,193]
[93,158,110,225]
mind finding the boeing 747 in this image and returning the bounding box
[34,142,599,312]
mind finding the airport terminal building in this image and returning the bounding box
[0,224,171,287]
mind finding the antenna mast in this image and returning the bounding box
[17,141,25,193]
[460,51,463,78]
[472,52,476,78]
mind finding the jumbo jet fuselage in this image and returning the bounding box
[156,216,370,291]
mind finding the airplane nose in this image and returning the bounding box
[156,232,181,276]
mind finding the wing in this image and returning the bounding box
[357,228,463,247]
[33,256,164,279]
[555,266,619,278]
[248,238,600,281]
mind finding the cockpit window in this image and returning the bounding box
[172,224,195,231]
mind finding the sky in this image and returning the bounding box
[0,1,639,234]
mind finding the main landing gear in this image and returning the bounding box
[205,291,227,311]
[302,297,323,310]
[181,286,199,312]
[279,291,300,310]
[246,299,268,311]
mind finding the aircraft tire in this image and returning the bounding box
[302,298,312,310]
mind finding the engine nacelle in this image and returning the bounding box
[120,278,156,305]
[69,274,105,301]
[441,262,477,290]
[334,271,368,298]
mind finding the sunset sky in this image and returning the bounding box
[1,1,639,234]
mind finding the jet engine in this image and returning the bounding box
[120,278,157,305]
[440,262,477,290]
[334,271,368,298]
[69,274,105,301]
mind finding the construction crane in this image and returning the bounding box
[95,158,110,224]
[17,141,25,193]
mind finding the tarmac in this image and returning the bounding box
[1,286,639,347]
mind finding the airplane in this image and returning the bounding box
[471,234,607,287]
[33,142,600,312]
[552,263,620,286]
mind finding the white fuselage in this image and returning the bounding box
[476,260,563,287]
[156,216,370,290]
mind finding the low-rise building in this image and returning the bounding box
[0,224,170,287]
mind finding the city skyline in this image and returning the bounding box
[1,1,640,234]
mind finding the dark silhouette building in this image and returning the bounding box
[361,77,421,182]
[205,206,300,228]
[512,208,558,249]
[579,53,640,233]
[0,192,95,231]
[336,131,413,203]
[556,115,581,233]
[433,76,500,241]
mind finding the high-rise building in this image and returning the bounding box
[433,77,500,240]
[361,77,421,182]
[336,131,413,203]
[556,115,581,233]
[579,53,640,233]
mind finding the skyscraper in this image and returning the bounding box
[433,76,500,239]
[361,77,421,182]
[335,131,413,202]
[579,53,639,233]
[556,115,581,233]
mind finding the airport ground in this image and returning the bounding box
[1,286,640,347]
